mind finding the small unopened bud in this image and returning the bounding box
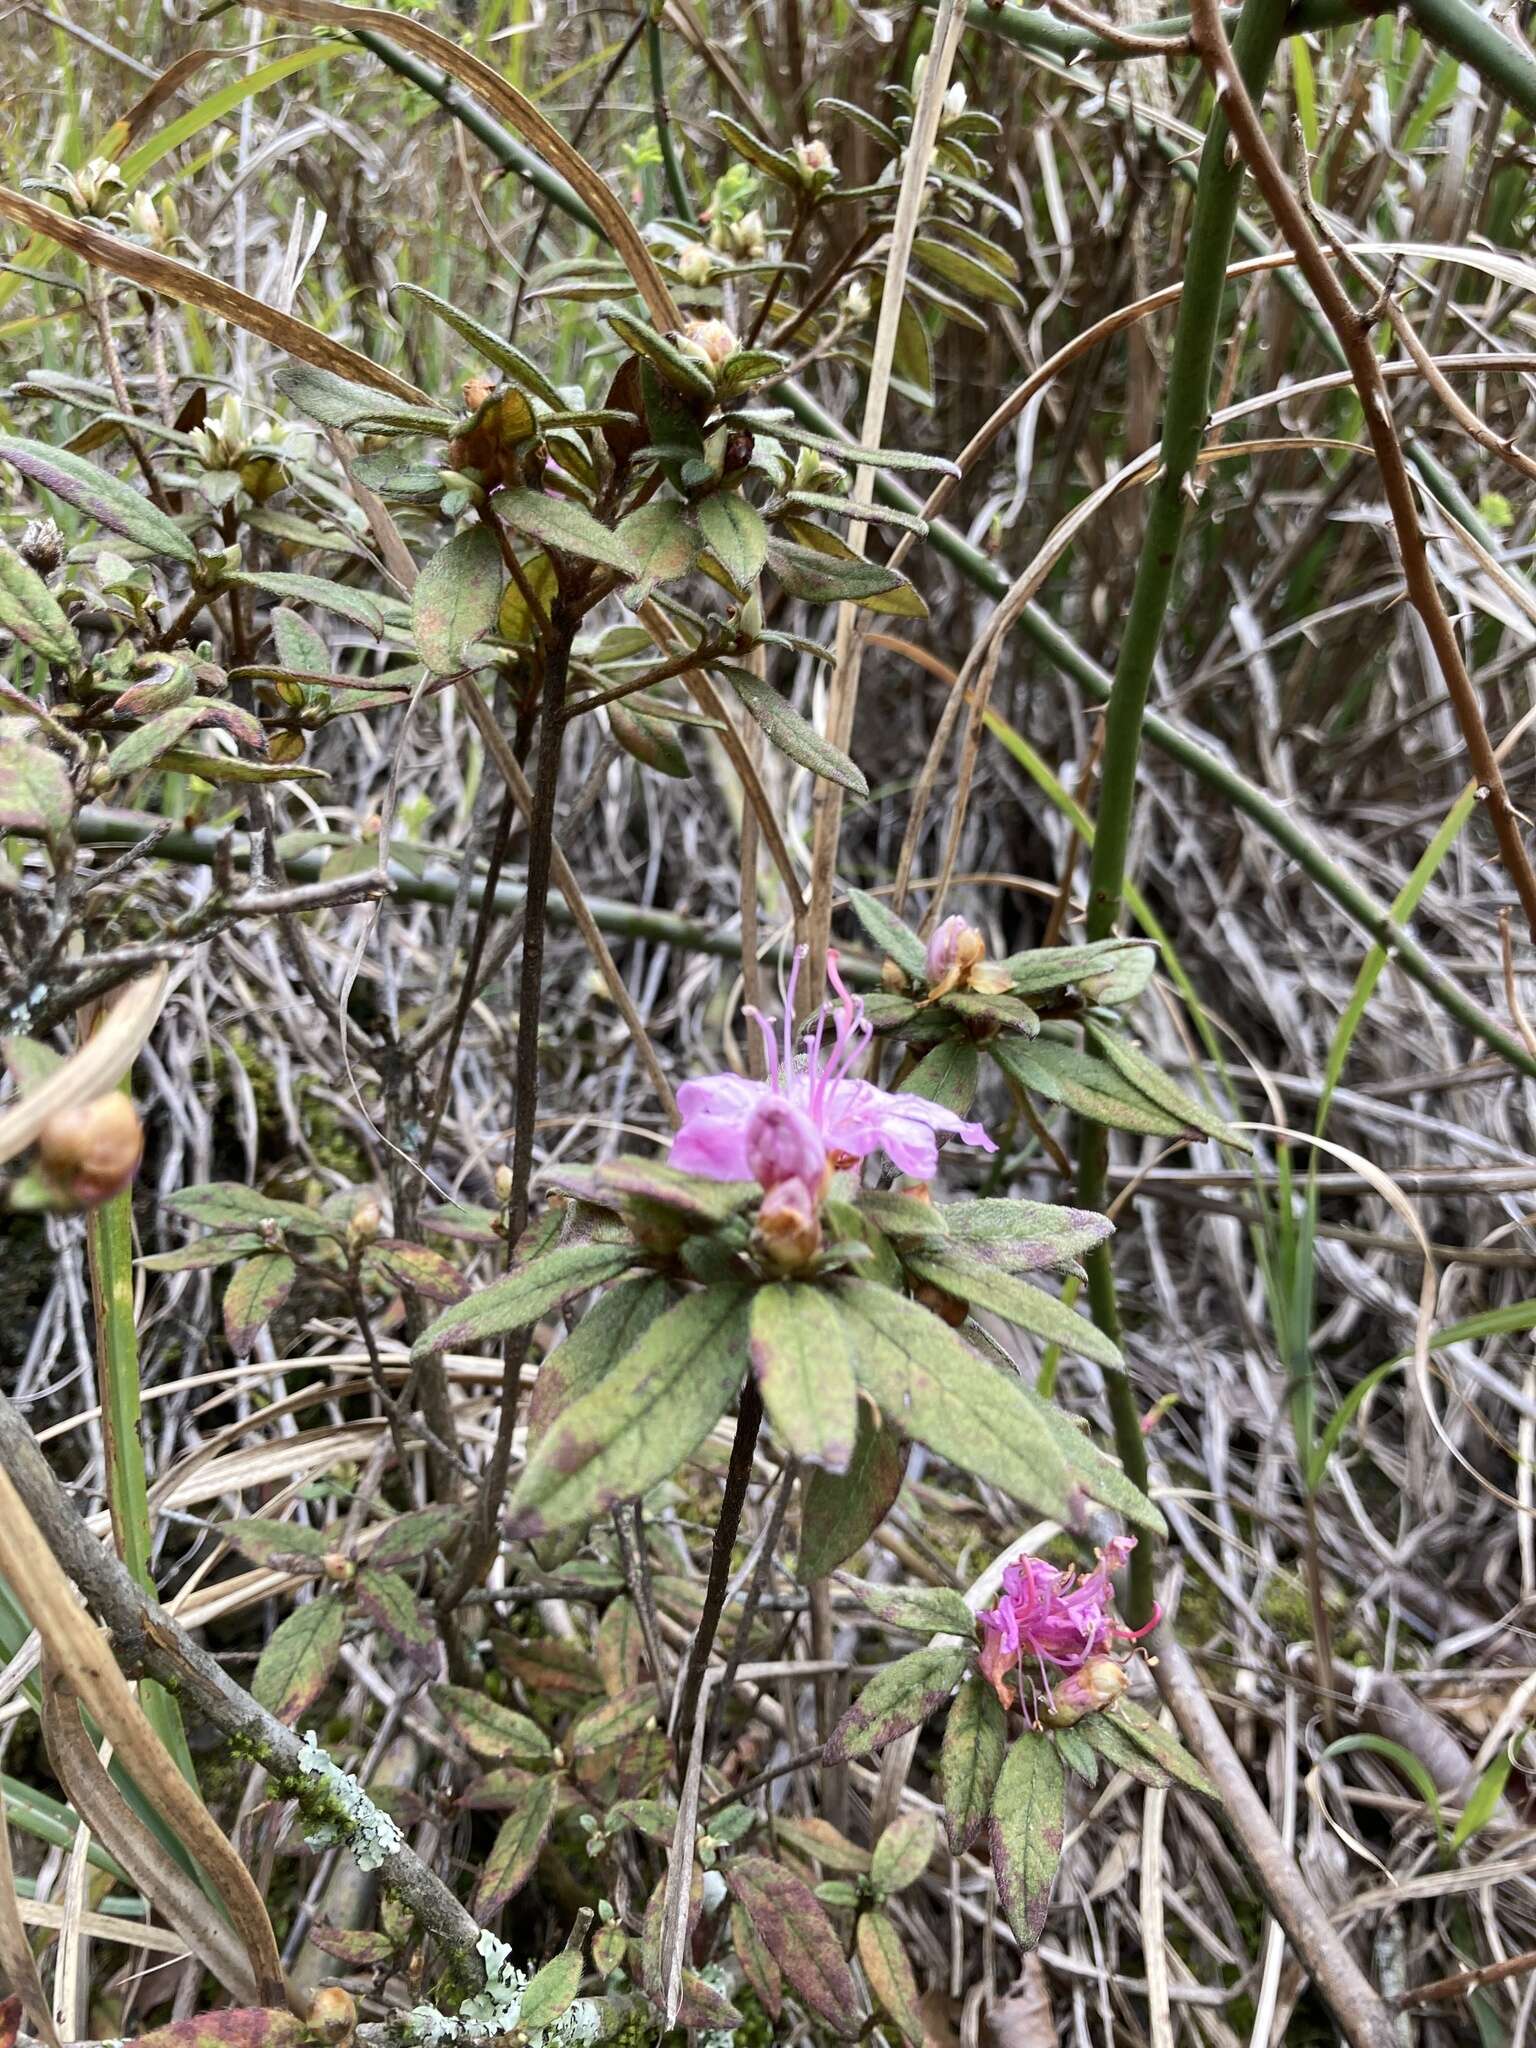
[796,137,834,176]
[306,1985,357,2046]
[462,374,496,413]
[493,1164,515,1206]
[881,957,907,990]
[1038,1657,1129,1727]
[348,1197,382,1246]
[926,914,983,987]
[19,518,64,576]
[682,316,738,368]
[675,243,715,287]
[842,279,871,322]
[752,1176,823,1271]
[942,80,968,121]
[744,1097,826,1192]
[37,1094,144,1207]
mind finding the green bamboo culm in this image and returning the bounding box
[1076,0,1290,1630]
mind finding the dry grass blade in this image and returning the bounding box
[0,1459,289,2008]
[243,0,681,332]
[0,968,167,1166]
[0,189,425,401]
[39,1658,261,2003]
[0,1782,62,2048]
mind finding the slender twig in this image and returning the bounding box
[670,1381,763,1756]
[1186,0,1536,939]
[647,16,694,223]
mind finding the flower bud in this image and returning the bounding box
[744,1096,826,1192]
[842,279,871,322]
[37,1094,144,1207]
[347,1196,382,1246]
[913,1276,969,1327]
[752,1176,823,1271]
[675,243,715,287]
[62,157,125,219]
[925,914,985,987]
[306,1986,357,2046]
[796,137,834,176]
[19,518,64,576]
[682,316,738,368]
[1037,1657,1129,1727]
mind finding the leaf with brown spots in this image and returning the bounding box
[823,1644,971,1765]
[940,1675,1007,1854]
[990,1731,1065,1949]
[857,1911,925,2046]
[473,1773,558,1916]
[120,2013,309,2048]
[724,1855,861,2038]
[252,1596,344,1723]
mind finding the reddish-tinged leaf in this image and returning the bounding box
[773,1816,871,1874]
[731,1901,782,2021]
[724,1855,862,2037]
[307,1926,394,1966]
[411,525,503,676]
[367,1505,466,1567]
[836,1572,974,1639]
[1110,1698,1218,1798]
[459,1764,540,1811]
[473,1774,557,1915]
[431,1682,552,1765]
[0,435,196,562]
[592,1924,626,1974]
[940,1676,1007,1854]
[222,1516,332,1574]
[857,1911,924,2046]
[0,739,73,842]
[353,1567,435,1666]
[412,1241,635,1361]
[365,1240,468,1306]
[990,1731,1065,1949]
[870,1811,937,1896]
[596,1596,646,1694]
[0,1996,18,2048]
[1078,1710,1174,1789]
[824,1645,971,1765]
[222,1252,296,1356]
[165,1182,331,1237]
[797,1402,908,1582]
[118,2012,308,2048]
[492,1631,603,1702]
[526,1276,670,1456]
[252,1595,344,1722]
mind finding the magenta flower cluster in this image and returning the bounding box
[977,1536,1158,1720]
[670,946,994,1190]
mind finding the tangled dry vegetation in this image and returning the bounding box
[5,0,1536,2042]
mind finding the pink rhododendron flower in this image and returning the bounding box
[670,946,995,1186]
[977,1536,1159,1722]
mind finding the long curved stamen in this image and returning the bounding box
[744,1006,780,1089]
[782,945,806,1085]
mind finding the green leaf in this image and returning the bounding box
[0,738,74,842]
[990,1730,1064,1947]
[252,1596,344,1722]
[222,1252,296,1356]
[749,1283,858,1473]
[1001,937,1155,1000]
[411,526,504,676]
[0,534,79,662]
[506,1286,751,1539]
[708,112,803,184]
[601,303,717,402]
[870,1811,936,1895]
[526,1274,672,1454]
[496,549,558,645]
[1451,1748,1511,1852]
[164,1182,332,1237]
[856,1912,923,2046]
[940,1676,1007,1854]
[518,1952,584,2033]
[0,435,196,562]
[367,1506,466,1567]
[497,487,642,576]
[353,1567,435,1665]
[914,235,1025,309]
[609,701,690,778]
[411,1241,636,1360]
[1080,1710,1176,1789]
[824,1644,971,1763]
[723,664,867,795]
[943,1198,1111,1273]
[474,1773,558,1916]
[1054,1725,1098,1783]
[903,1251,1123,1369]
[836,1279,1079,1523]
[616,499,696,601]
[107,702,204,779]
[766,535,908,608]
[1014,1380,1165,1535]
[731,413,959,475]
[772,1817,870,1873]
[1083,1022,1245,1147]
[224,571,383,639]
[836,1573,974,1638]
[797,1403,907,1581]
[222,1518,332,1570]
[391,284,564,407]
[274,362,454,433]
[431,1682,553,1765]
[365,1240,468,1306]
[901,1038,978,1117]
[696,494,767,588]
[723,1856,861,2037]
[844,890,927,981]
[1109,1699,1217,1799]
[992,1037,1187,1138]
